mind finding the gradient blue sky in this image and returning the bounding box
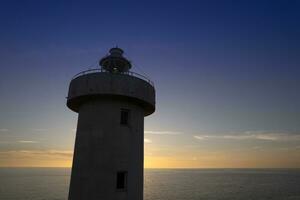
[0,0,300,167]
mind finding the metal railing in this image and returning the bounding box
[71,68,154,86]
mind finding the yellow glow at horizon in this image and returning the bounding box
[0,148,300,168]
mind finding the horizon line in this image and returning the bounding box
[1,167,299,170]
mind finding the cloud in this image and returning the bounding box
[0,129,9,132]
[193,136,206,140]
[192,157,198,161]
[1,141,39,144]
[144,138,152,143]
[145,152,153,156]
[0,141,12,144]
[255,135,278,141]
[245,131,300,141]
[18,140,38,143]
[145,131,183,135]
[252,146,262,150]
[36,150,73,157]
[194,131,300,141]
[0,150,73,158]
[32,128,48,132]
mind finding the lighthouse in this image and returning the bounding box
[66,47,155,200]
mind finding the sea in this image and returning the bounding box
[0,168,299,200]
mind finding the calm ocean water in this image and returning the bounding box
[0,168,299,200]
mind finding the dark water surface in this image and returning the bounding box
[0,168,299,200]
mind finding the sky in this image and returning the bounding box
[0,0,300,168]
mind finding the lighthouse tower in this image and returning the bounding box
[67,47,155,200]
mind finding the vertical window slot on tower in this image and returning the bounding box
[120,109,130,125]
[116,171,127,190]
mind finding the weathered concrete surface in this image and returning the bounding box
[67,72,155,116]
[67,72,155,200]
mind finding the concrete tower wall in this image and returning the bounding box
[67,71,155,200]
[69,98,144,200]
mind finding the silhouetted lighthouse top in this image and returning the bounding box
[67,47,155,116]
[67,47,155,200]
[99,47,132,72]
